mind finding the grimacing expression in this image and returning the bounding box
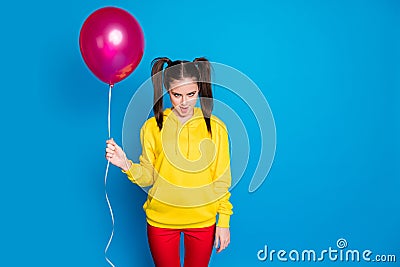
[168,78,199,119]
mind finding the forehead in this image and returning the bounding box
[169,79,198,93]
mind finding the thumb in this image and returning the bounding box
[110,138,118,146]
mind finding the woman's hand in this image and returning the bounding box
[214,226,230,253]
[105,138,132,171]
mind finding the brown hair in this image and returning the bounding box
[151,57,213,135]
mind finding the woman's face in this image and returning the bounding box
[168,78,199,120]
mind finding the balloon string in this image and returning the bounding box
[104,84,115,267]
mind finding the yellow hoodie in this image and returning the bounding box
[122,107,233,229]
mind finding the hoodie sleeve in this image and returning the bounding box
[211,120,233,228]
[121,121,155,187]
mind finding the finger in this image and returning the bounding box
[220,239,230,252]
[106,138,117,145]
[214,234,219,249]
[107,144,116,150]
[220,240,226,251]
[218,242,227,253]
[216,236,224,252]
[106,148,115,153]
[224,239,229,248]
[106,150,115,157]
[109,138,117,145]
[214,239,218,249]
[112,141,120,151]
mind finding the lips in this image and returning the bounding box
[180,106,189,113]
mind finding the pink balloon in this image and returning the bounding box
[79,7,145,85]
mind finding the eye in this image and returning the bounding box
[188,91,197,97]
[173,93,181,97]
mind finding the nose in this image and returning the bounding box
[181,95,188,105]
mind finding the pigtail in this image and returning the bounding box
[151,57,171,131]
[194,57,213,136]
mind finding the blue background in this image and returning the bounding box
[1,0,398,266]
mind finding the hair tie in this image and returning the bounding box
[166,58,173,67]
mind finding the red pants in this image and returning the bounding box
[147,223,216,267]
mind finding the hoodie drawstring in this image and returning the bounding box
[175,121,190,158]
[175,119,178,156]
[187,125,190,158]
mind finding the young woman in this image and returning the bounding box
[105,57,233,267]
